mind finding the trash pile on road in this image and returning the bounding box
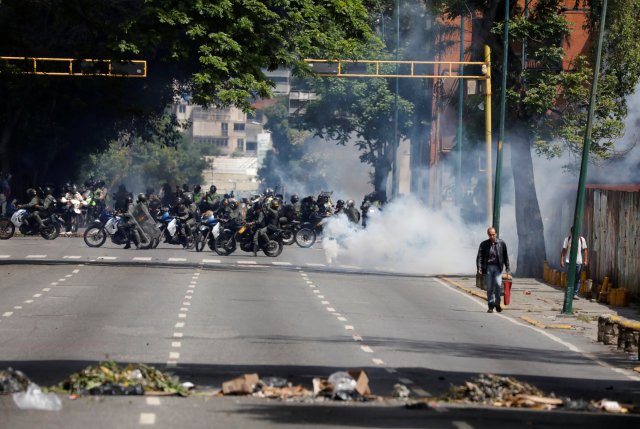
[221,370,373,401]
[52,361,190,397]
[440,373,633,413]
[0,368,31,394]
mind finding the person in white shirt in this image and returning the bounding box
[560,227,589,299]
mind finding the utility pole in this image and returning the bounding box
[456,9,465,204]
[493,0,510,235]
[392,0,400,199]
[563,0,608,315]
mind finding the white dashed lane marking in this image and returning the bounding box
[345,325,354,331]
[146,397,161,406]
[175,322,185,328]
[72,269,80,274]
[0,255,10,258]
[139,413,156,425]
[98,256,117,260]
[326,307,336,312]
[32,294,42,298]
[305,263,325,267]
[352,335,363,341]
[63,256,82,259]
[360,345,374,353]
[173,333,183,338]
[168,258,186,262]
[202,259,221,263]
[237,260,257,265]
[169,352,180,360]
[133,257,152,261]
[3,312,13,317]
[171,342,181,348]
[42,288,50,292]
[372,358,385,365]
[26,255,47,259]
[24,300,34,304]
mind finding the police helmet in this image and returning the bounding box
[290,194,299,203]
[229,200,239,210]
[270,199,280,209]
[209,185,217,193]
[336,199,345,208]
[26,188,37,197]
[347,199,355,208]
[126,195,134,204]
[183,193,193,204]
[137,193,147,203]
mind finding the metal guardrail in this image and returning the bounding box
[0,56,146,77]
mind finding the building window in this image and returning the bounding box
[237,139,244,151]
[213,138,228,147]
[233,123,245,131]
[246,142,257,151]
[221,122,228,137]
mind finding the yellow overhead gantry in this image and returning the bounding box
[0,56,146,77]
[305,46,493,223]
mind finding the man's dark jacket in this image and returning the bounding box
[476,239,510,273]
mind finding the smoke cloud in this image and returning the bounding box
[322,196,484,275]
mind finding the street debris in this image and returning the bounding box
[0,368,31,394]
[438,374,633,413]
[13,383,63,411]
[52,361,188,396]
[392,383,411,399]
[218,370,372,401]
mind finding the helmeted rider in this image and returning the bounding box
[117,194,141,249]
[345,199,361,224]
[253,198,280,256]
[18,188,44,229]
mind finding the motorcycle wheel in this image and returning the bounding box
[0,217,15,239]
[70,216,78,233]
[281,229,295,245]
[295,227,316,248]
[83,226,107,247]
[213,233,236,256]
[262,239,283,257]
[40,223,60,240]
[195,231,208,252]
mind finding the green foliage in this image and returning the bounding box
[80,115,206,191]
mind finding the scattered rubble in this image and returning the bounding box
[51,361,189,396]
[0,368,31,394]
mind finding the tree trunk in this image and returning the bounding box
[510,129,546,277]
[0,105,23,173]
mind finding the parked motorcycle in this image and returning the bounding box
[195,213,220,252]
[213,221,283,257]
[0,204,61,240]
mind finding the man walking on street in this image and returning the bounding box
[560,227,588,300]
[477,227,511,313]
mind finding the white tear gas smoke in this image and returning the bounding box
[270,136,373,201]
[322,196,485,275]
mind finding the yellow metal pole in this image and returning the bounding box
[484,45,493,227]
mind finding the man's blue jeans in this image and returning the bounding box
[566,263,582,297]
[485,264,502,306]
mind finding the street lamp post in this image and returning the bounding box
[563,0,608,315]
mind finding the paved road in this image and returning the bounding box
[1,236,639,428]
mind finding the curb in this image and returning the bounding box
[519,316,572,330]
[439,276,487,301]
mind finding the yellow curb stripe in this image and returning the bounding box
[633,367,640,374]
[520,316,546,329]
[440,277,487,301]
[546,324,573,330]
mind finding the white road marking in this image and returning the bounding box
[0,255,10,258]
[313,290,320,294]
[306,263,325,267]
[345,325,354,331]
[133,257,152,261]
[190,281,197,284]
[398,378,414,385]
[72,269,80,274]
[32,294,42,298]
[26,254,46,258]
[337,317,348,322]
[178,313,187,318]
[50,282,58,286]
[166,360,177,368]
[3,312,13,317]
[326,307,336,312]
[321,301,330,305]
[171,342,182,348]
[453,422,474,429]
[175,322,185,328]
[13,306,22,310]
[237,260,257,265]
[139,413,156,425]
[169,352,180,359]
[24,300,34,304]
[372,358,385,365]
[193,272,200,276]
[146,397,161,406]
[173,332,183,338]
[339,265,360,269]
[186,290,194,294]
[385,367,398,374]
[433,277,640,382]
[64,256,81,259]
[42,288,50,292]
[188,285,196,289]
[168,258,186,262]
[184,295,192,300]
[202,259,221,263]
[317,295,325,298]
[300,272,308,276]
[98,256,117,260]
[180,308,188,312]
[308,284,316,288]
[65,274,72,278]
[272,262,291,266]
[352,335,363,342]
[360,345,374,353]
[182,302,191,306]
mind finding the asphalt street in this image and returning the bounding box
[0,236,639,428]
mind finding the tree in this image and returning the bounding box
[303,75,414,200]
[430,0,639,276]
[0,1,377,188]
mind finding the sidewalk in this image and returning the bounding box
[440,275,640,372]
